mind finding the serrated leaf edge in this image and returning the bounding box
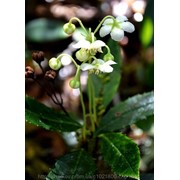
[96,91,154,134]
[99,133,140,180]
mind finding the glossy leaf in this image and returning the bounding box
[46,149,96,180]
[136,115,154,132]
[96,91,154,134]
[99,133,140,180]
[92,38,121,108]
[25,96,81,132]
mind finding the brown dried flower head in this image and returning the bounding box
[25,66,34,78]
[32,51,44,63]
[45,70,57,80]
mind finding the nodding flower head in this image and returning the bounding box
[99,15,135,41]
[75,48,90,62]
[80,59,116,74]
[69,79,80,89]
[63,23,76,35]
[49,57,62,70]
[103,53,114,62]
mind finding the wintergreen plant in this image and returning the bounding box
[25,15,154,180]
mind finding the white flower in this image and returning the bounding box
[72,39,106,53]
[80,59,116,73]
[99,15,135,41]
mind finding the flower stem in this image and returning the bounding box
[91,79,97,124]
[69,17,88,34]
[88,74,97,133]
[93,15,115,35]
[57,54,79,68]
[105,45,111,54]
[79,78,87,142]
[38,63,45,74]
[90,76,97,126]
[88,74,95,132]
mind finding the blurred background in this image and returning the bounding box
[25,0,154,179]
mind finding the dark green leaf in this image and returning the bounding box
[92,39,121,108]
[25,18,68,42]
[99,133,140,180]
[136,115,154,132]
[96,91,154,134]
[25,96,81,132]
[46,149,96,180]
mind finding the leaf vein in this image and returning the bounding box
[99,100,153,132]
[102,135,136,174]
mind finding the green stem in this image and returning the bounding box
[79,77,87,142]
[74,65,81,79]
[91,32,95,43]
[69,17,88,34]
[91,56,98,63]
[88,74,95,132]
[105,45,111,54]
[90,76,97,126]
[57,54,78,68]
[93,15,115,35]
[88,74,97,133]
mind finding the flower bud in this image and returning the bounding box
[69,79,80,89]
[75,49,90,62]
[49,57,62,70]
[63,23,76,35]
[103,53,114,61]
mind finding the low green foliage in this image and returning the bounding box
[99,133,140,180]
[96,91,154,134]
[46,149,96,180]
[25,96,82,132]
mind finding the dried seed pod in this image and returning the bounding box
[45,70,57,80]
[25,66,34,78]
[32,51,44,63]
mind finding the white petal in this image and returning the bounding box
[105,60,117,65]
[72,30,86,42]
[91,59,103,65]
[102,18,113,25]
[110,27,124,41]
[96,59,105,65]
[91,60,97,65]
[121,22,135,33]
[91,40,106,48]
[80,63,94,71]
[116,16,128,23]
[72,40,90,49]
[99,25,112,37]
[99,64,113,73]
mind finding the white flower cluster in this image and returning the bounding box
[81,59,116,74]
[49,15,135,76]
[72,39,116,73]
[99,16,135,41]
